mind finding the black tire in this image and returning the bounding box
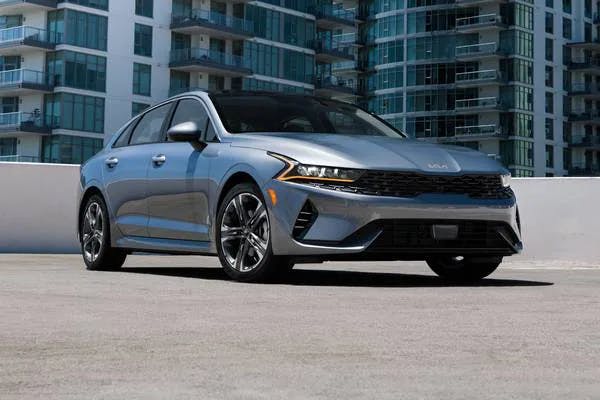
[80,194,127,271]
[426,256,502,282]
[216,183,293,282]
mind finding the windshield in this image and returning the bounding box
[209,93,405,137]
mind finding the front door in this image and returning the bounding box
[145,97,213,241]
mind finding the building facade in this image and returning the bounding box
[0,0,597,177]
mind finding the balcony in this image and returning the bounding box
[171,9,254,40]
[0,111,50,136]
[568,109,600,124]
[455,42,505,61]
[568,163,600,176]
[455,97,505,112]
[314,75,358,98]
[455,69,505,87]
[311,4,357,29]
[332,60,362,73]
[452,124,506,140]
[0,26,54,56]
[311,38,354,63]
[568,83,600,99]
[455,0,507,6]
[568,56,600,74]
[569,135,600,149]
[169,48,252,77]
[0,69,53,95]
[333,32,360,47]
[0,0,56,12]
[567,39,600,51]
[455,14,506,33]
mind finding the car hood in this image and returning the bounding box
[229,133,507,174]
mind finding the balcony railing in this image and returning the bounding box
[454,124,501,137]
[333,32,357,45]
[568,83,600,95]
[0,25,50,45]
[569,163,600,176]
[569,135,600,147]
[172,9,253,34]
[312,4,356,23]
[568,56,600,70]
[0,111,45,129]
[170,48,249,70]
[0,155,40,163]
[568,109,600,122]
[455,42,499,57]
[455,97,502,110]
[0,69,49,87]
[456,13,503,29]
[455,69,502,84]
[312,37,354,56]
[314,75,357,93]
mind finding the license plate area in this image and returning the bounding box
[431,224,459,240]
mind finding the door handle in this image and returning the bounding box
[152,154,166,165]
[105,157,119,168]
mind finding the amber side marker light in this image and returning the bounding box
[267,189,278,206]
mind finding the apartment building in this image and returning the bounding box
[0,0,597,177]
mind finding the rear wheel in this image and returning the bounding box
[426,256,502,282]
[216,183,293,282]
[80,195,127,271]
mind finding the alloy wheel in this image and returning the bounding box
[82,202,104,263]
[220,193,269,272]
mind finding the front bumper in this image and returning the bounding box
[264,179,522,259]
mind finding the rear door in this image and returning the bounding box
[145,97,213,241]
[102,102,174,237]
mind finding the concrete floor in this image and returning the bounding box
[1,254,599,400]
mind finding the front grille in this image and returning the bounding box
[293,200,318,239]
[362,219,518,253]
[305,171,513,200]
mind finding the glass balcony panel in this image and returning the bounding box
[455,97,500,109]
[170,48,248,69]
[455,42,498,57]
[0,25,49,44]
[455,69,500,83]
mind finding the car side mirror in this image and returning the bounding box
[167,121,203,143]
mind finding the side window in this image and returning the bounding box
[168,98,210,141]
[205,122,218,142]
[113,118,138,147]
[129,103,172,145]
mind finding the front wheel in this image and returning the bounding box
[426,256,502,282]
[216,183,293,282]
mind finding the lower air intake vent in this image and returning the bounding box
[293,200,318,239]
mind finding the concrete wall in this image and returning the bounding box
[0,162,599,263]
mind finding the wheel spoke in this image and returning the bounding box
[233,195,247,226]
[221,225,244,242]
[247,203,266,230]
[82,233,93,247]
[247,233,266,258]
[235,240,250,271]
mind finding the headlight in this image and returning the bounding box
[269,152,364,183]
[500,173,511,188]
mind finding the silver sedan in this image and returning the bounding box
[78,91,522,282]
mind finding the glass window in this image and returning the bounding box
[169,99,209,134]
[545,12,553,34]
[546,92,554,114]
[545,66,553,87]
[563,18,572,39]
[134,23,153,57]
[132,102,150,118]
[136,0,153,18]
[546,145,554,168]
[210,94,404,137]
[48,9,108,51]
[61,0,109,11]
[46,50,106,92]
[563,0,571,13]
[114,118,139,147]
[133,63,151,96]
[545,38,553,61]
[129,103,172,145]
[545,118,554,140]
[42,134,104,164]
[44,93,105,133]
